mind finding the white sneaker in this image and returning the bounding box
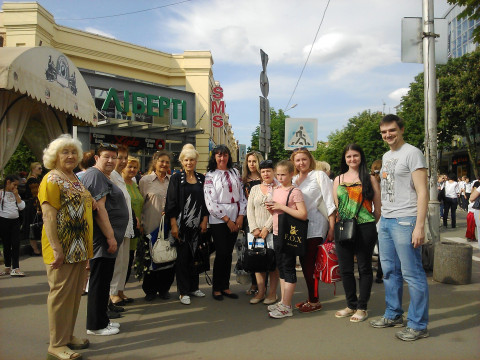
[267,302,282,312]
[269,304,293,319]
[87,325,120,336]
[180,295,191,305]
[108,322,120,328]
[190,289,206,297]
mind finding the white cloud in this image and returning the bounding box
[84,27,115,39]
[389,88,410,102]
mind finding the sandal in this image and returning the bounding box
[350,309,368,322]
[0,267,11,276]
[67,336,89,350]
[47,346,82,360]
[245,287,258,295]
[335,307,355,318]
[10,269,25,277]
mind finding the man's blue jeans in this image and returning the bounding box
[378,216,429,330]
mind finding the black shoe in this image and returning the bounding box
[144,294,156,302]
[375,278,383,284]
[221,291,239,299]
[107,310,122,319]
[108,302,125,312]
[122,297,134,304]
[159,292,171,300]
[212,292,224,301]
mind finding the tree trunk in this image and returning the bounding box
[464,123,479,179]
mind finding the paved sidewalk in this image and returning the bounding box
[1,211,479,360]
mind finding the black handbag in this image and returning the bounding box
[29,213,43,240]
[334,193,363,245]
[243,237,276,273]
[190,232,211,274]
[278,188,309,256]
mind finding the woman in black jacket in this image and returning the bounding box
[165,144,209,305]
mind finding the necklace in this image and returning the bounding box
[55,168,81,189]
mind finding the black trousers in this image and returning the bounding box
[443,197,458,228]
[335,221,377,310]
[211,223,237,292]
[175,241,199,295]
[86,257,116,330]
[125,250,135,285]
[0,217,21,269]
[142,266,175,296]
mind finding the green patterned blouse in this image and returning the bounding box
[126,182,144,250]
[337,181,375,224]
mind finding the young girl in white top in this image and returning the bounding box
[0,174,26,277]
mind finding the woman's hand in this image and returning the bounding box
[235,216,244,230]
[260,227,269,239]
[171,223,180,240]
[50,248,64,269]
[267,201,284,212]
[252,228,261,237]
[226,220,238,233]
[91,198,98,211]
[106,237,117,254]
[200,218,208,233]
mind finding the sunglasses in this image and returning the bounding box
[98,142,118,150]
[292,147,308,153]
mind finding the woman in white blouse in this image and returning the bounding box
[290,148,336,313]
[443,173,459,228]
[204,145,247,300]
[246,159,279,304]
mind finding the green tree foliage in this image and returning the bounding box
[312,111,388,176]
[447,0,480,44]
[399,49,480,178]
[2,140,37,178]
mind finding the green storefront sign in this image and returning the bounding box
[101,88,187,120]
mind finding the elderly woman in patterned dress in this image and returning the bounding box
[39,134,94,360]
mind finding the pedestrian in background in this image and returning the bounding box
[23,162,43,255]
[204,145,247,301]
[39,134,93,359]
[370,159,383,283]
[290,148,336,314]
[333,144,381,323]
[0,174,26,277]
[443,173,459,228]
[469,181,480,247]
[370,114,429,342]
[165,144,209,305]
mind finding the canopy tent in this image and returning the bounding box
[0,46,98,170]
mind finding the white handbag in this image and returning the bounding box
[151,214,177,264]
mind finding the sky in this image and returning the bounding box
[1,0,452,146]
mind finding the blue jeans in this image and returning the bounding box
[378,216,429,330]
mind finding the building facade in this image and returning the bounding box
[0,2,238,172]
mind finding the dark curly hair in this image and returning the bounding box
[207,145,233,172]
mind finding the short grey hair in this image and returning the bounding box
[43,134,83,170]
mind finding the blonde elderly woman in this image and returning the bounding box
[39,134,94,360]
[165,144,209,305]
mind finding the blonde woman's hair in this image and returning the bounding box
[315,161,330,173]
[27,162,42,179]
[127,156,140,168]
[179,144,199,162]
[242,151,264,184]
[43,134,83,170]
[289,148,316,175]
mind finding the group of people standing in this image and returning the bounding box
[4,113,480,360]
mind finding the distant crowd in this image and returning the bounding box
[1,114,480,360]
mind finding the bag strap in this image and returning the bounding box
[285,187,295,206]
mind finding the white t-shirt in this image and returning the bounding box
[380,143,427,218]
[444,181,459,199]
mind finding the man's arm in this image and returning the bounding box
[95,196,117,254]
[412,168,429,248]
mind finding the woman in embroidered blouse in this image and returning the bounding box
[39,134,94,360]
[333,144,381,323]
[165,144,209,305]
[290,148,336,314]
[138,150,175,301]
[204,145,247,300]
[122,156,144,286]
[246,159,279,304]
[241,151,263,295]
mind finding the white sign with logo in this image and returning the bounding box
[284,118,317,151]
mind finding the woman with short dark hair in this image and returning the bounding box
[204,145,247,300]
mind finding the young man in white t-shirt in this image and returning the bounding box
[370,114,429,341]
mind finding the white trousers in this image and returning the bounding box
[110,237,130,295]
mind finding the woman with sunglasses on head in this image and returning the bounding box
[333,144,381,323]
[138,150,176,301]
[204,145,247,300]
[290,147,336,314]
[241,151,264,295]
[246,159,279,304]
